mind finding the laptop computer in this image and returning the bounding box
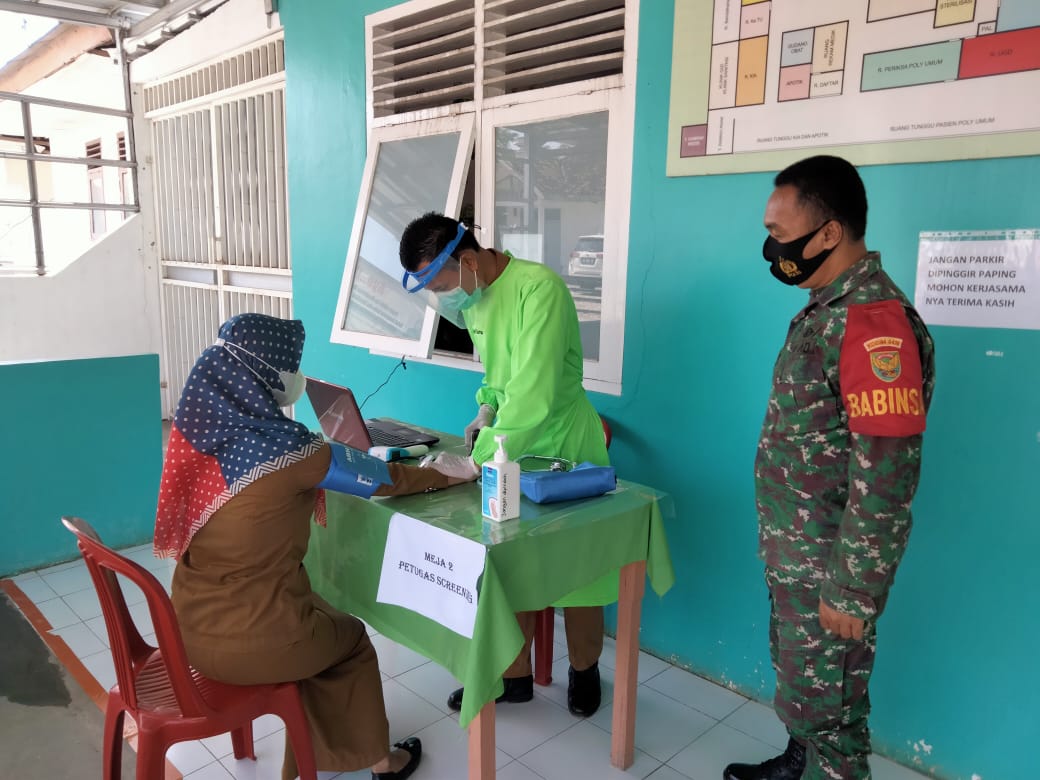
[304,376,440,450]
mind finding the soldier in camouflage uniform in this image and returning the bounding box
[724,156,936,780]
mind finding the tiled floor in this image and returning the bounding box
[8,547,932,780]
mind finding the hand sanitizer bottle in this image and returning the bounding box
[482,434,519,521]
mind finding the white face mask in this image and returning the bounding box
[216,338,308,407]
[271,369,307,407]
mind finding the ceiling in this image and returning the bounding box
[0,0,216,38]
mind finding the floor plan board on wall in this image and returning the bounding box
[667,0,1040,175]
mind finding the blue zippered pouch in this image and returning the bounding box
[519,462,616,504]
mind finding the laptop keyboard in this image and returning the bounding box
[366,426,415,447]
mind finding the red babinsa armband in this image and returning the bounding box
[839,300,926,437]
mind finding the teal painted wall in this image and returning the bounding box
[280,3,1040,778]
[282,0,483,437]
[0,355,163,575]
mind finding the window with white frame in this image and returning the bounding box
[85,138,106,239]
[117,131,133,219]
[332,0,636,393]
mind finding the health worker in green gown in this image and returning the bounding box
[400,211,609,718]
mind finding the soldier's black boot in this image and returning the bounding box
[447,675,533,711]
[722,737,806,780]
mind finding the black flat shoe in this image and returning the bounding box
[447,675,534,711]
[372,737,422,780]
[567,662,601,717]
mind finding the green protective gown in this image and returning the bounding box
[464,255,609,470]
[466,254,615,608]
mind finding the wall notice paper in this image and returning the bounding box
[915,230,1040,330]
[376,512,487,638]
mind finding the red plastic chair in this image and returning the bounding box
[61,516,317,780]
[533,414,613,686]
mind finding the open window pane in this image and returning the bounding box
[333,116,474,356]
[344,132,457,338]
[493,111,607,361]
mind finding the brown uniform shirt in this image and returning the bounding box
[172,445,459,653]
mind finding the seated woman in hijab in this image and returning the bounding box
[154,313,461,780]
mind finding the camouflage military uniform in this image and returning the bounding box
[755,253,936,779]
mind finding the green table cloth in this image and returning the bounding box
[305,471,674,727]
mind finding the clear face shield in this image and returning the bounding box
[401,223,475,329]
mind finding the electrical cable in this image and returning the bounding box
[358,356,407,412]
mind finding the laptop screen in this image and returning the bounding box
[304,377,373,450]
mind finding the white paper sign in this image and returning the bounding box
[376,512,487,638]
[915,230,1040,330]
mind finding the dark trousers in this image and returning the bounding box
[503,606,604,677]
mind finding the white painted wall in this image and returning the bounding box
[0,214,161,362]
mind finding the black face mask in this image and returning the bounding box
[762,222,833,285]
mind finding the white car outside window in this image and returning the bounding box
[567,234,604,286]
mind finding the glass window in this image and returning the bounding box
[332,115,475,357]
[349,0,635,391]
[88,169,107,239]
[492,111,608,361]
[344,133,458,339]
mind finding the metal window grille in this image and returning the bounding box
[368,0,626,118]
[143,38,285,113]
[0,31,139,276]
[149,35,292,415]
[370,0,476,117]
[483,0,625,97]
